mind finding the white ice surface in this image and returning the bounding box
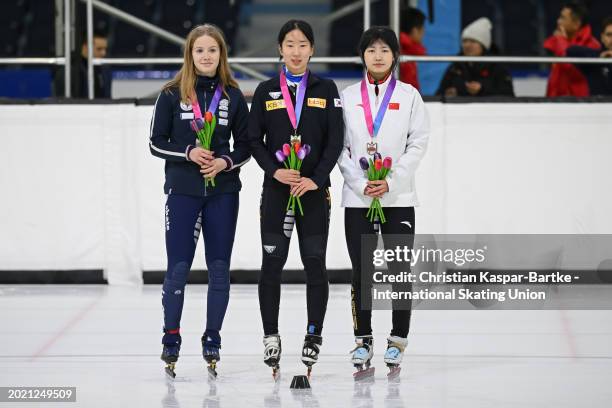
[0,284,611,407]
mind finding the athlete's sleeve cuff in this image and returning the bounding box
[221,155,233,171]
[185,145,195,161]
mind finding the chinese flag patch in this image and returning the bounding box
[388,102,400,110]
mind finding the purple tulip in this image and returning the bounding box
[190,120,198,132]
[373,152,382,161]
[275,150,286,163]
[297,148,306,160]
[282,143,291,156]
[359,157,369,171]
[196,118,205,128]
[303,144,311,155]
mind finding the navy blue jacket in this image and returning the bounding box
[567,46,612,96]
[149,75,251,196]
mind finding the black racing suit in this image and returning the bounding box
[248,71,344,336]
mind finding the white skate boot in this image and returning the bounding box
[383,336,408,379]
[351,335,375,380]
[263,334,281,381]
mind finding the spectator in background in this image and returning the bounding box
[567,16,612,95]
[76,30,112,98]
[399,7,427,90]
[544,2,600,97]
[436,17,514,97]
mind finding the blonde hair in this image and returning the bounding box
[163,24,238,103]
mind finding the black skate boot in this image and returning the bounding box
[301,334,322,378]
[161,330,181,379]
[202,333,221,379]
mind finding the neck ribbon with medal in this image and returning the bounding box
[359,73,396,224]
[190,82,223,187]
[276,67,311,216]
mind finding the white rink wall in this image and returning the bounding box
[1,102,611,284]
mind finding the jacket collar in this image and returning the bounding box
[195,74,219,91]
[364,70,393,95]
[272,69,320,90]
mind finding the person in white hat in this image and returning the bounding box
[436,17,514,97]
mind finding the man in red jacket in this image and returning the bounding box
[400,7,427,91]
[544,1,600,97]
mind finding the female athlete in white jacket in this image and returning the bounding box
[337,26,429,376]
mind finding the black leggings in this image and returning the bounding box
[258,185,331,336]
[345,207,415,338]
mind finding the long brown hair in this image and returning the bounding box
[163,24,238,104]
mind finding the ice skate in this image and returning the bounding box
[160,331,181,379]
[263,334,282,381]
[351,335,375,380]
[301,334,322,378]
[384,336,408,379]
[202,334,221,379]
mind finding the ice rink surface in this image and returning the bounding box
[1,284,611,407]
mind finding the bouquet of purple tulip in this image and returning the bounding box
[190,111,217,187]
[359,153,392,223]
[275,142,311,216]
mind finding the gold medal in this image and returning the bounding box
[290,134,301,145]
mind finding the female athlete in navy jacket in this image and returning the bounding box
[150,24,250,378]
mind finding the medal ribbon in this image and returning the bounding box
[360,75,396,138]
[280,68,309,133]
[191,83,223,119]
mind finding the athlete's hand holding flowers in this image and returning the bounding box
[365,156,392,198]
[189,146,214,166]
[190,111,218,187]
[360,154,392,223]
[200,156,227,179]
[274,143,313,215]
[274,144,301,185]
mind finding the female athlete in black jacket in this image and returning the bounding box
[248,19,344,378]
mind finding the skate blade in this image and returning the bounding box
[272,367,281,382]
[387,366,401,380]
[353,366,375,381]
[207,367,218,380]
[164,364,176,380]
[207,360,218,380]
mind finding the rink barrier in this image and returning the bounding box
[0,269,350,284]
[1,98,612,284]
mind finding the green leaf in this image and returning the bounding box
[296,196,304,216]
[290,149,296,169]
[210,115,217,136]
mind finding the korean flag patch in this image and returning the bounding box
[334,98,343,108]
